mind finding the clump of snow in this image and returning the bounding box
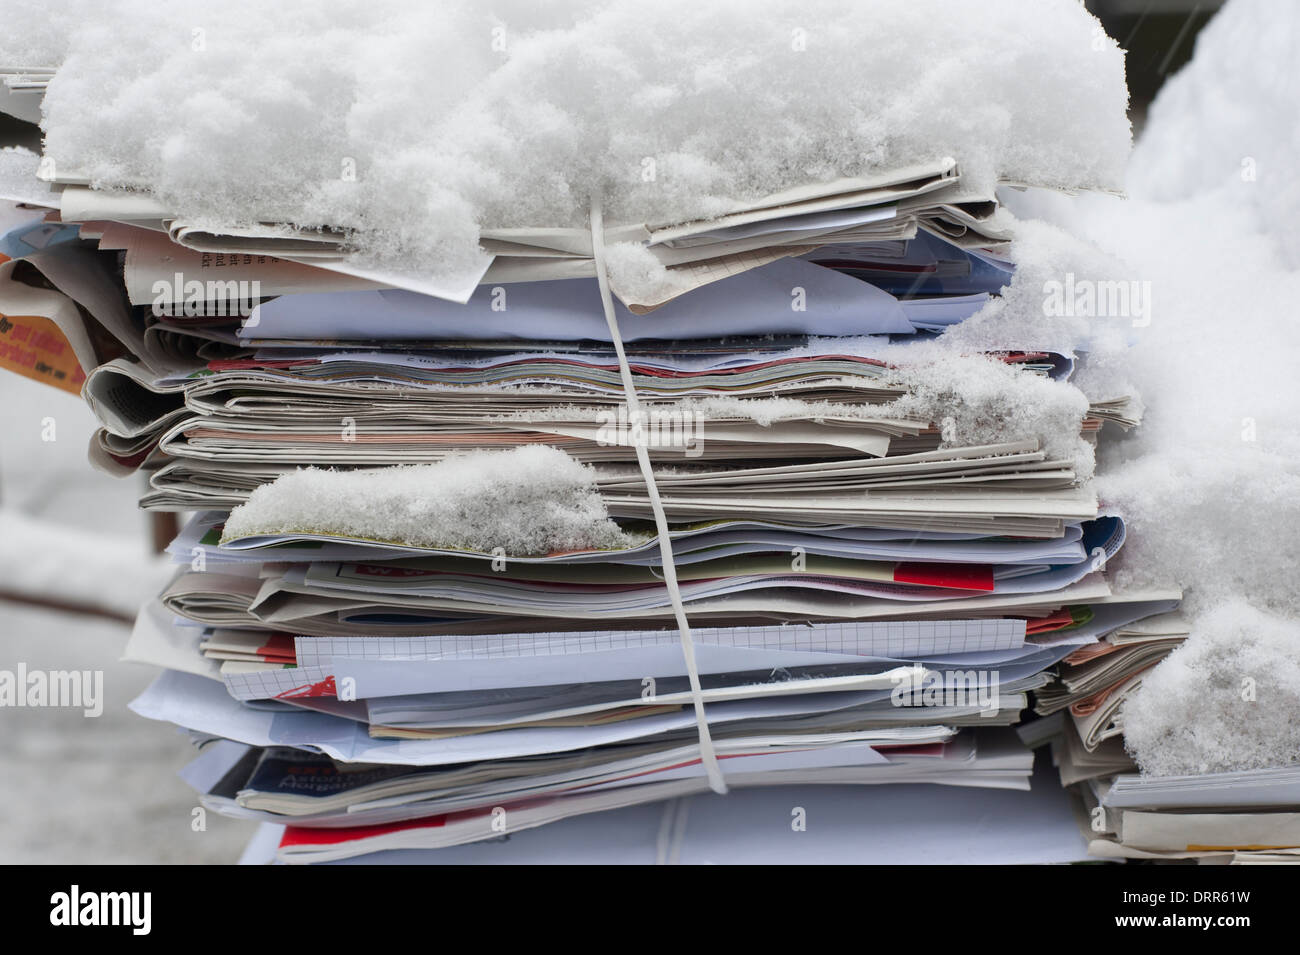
[881,353,1094,478]
[602,242,698,306]
[220,445,630,556]
[1099,430,1300,621]
[939,217,1139,363]
[1122,602,1300,776]
[9,0,1128,289]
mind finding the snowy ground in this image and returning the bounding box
[0,373,248,863]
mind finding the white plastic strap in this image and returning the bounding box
[666,795,692,865]
[589,198,728,795]
[654,797,680,865]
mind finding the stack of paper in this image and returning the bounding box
[1029,657,1300,862]
[1,152,1173,862]
[56,181,1029,491]
[0,3,1207,864]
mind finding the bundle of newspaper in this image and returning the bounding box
[2,158,1176,861]
[9,1,1260,865]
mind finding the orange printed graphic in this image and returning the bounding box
[0,312,86,395]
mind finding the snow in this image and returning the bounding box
[1121,602,1300,777]
[9,0,1129,293]
[1127,0,1300,269]
[880,354,1094,479]
[603,242,698,306]
[983,0,1300,774]
[0,0,82,67]
[221,445,631,555]
[937,217,1138,359]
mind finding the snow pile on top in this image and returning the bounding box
[8,0,1128,284]
[1122,602,1300,776]
[220,446,630,556]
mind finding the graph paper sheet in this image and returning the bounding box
[219,619,1025,702]
[295,618,1024,667]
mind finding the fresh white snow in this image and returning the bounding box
[221,445,631,555]
[7,0,1129,293]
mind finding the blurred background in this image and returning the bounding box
[1088,0,1223,125]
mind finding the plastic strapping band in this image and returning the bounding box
[666,795,691,865]
[654,797,680,865]
[589,198,728,795]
